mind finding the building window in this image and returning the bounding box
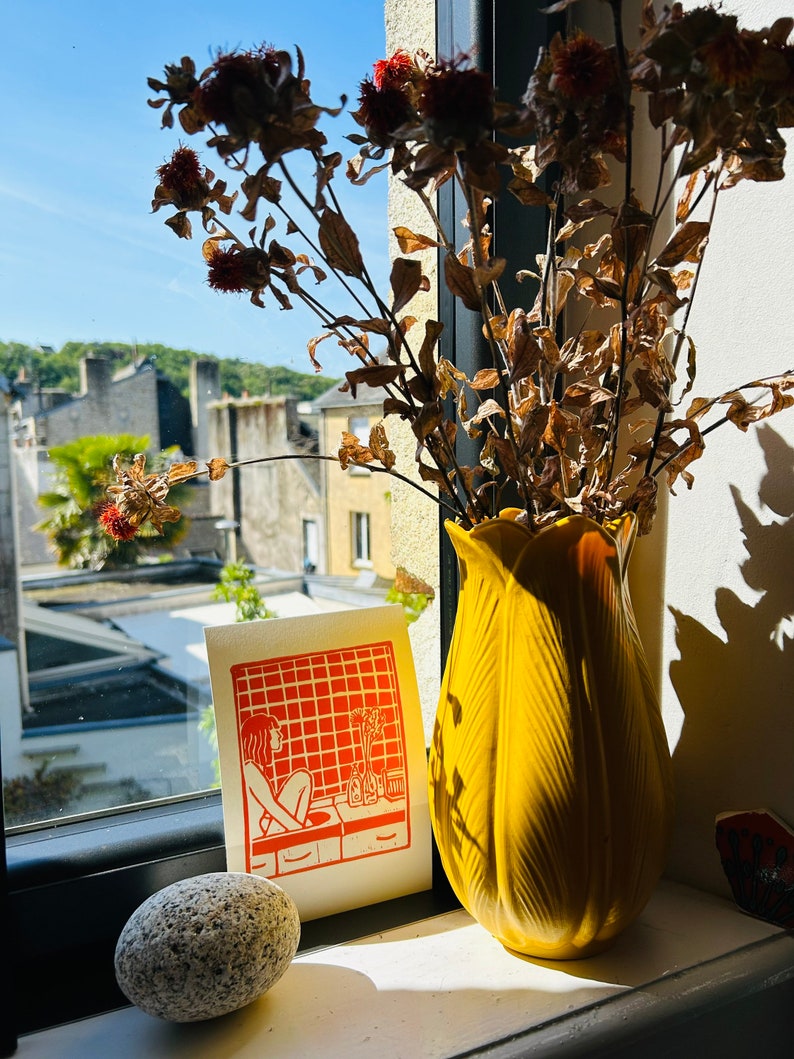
[348,416,371,476]
[302,518,319,574]
[352,511,371,567]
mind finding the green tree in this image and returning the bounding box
[211,561,277,622]
[36,434,190,569]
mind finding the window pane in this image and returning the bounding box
[352,512,372,564]
[1,1,387,829]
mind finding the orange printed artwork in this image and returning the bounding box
[231,642,410,878]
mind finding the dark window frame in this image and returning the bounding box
[3,1,554,1042]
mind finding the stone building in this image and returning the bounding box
[10,355,222,564]
[203,380,396,581]
[313,381,395,582]
[14,354,194,454]
[206,394,324,573]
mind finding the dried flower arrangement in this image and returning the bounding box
[102,0,794,541]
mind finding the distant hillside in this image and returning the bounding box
[0,340,338,403]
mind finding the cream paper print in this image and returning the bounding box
[205,605,431,921]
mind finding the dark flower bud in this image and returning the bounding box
[550,32,617,99]
[206,244,271,294]
[419,59,494,150]
[356,79,414,146]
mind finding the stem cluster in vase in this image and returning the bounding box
[102,0,794,543]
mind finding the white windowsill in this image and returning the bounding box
[20,879,793,1058]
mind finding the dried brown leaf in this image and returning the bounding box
[393,226,443,254]
[469,398,506,425]
[167,461,199,484]
[561,382,615,408]
[391,257,424,314]
[165,212,192,239]
[474,258,507,291]
[318,208,365,278]
[470,368,502,390]
[345,364,402,396]
[338,431,373,470]
[307,332,332,372]
[206,458,230,481]
[418,320,444,381]
[654,221,710,268]
[541,400,578,452]
[507,176,553,207]
[444,252,481,312]
[369,422,396,470]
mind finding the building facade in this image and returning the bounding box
[314,381,395,582]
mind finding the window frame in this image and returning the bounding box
[351,510,372,567]
[3,0,555,1040]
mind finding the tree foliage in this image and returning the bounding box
[211,561,276,622]
[0,340,337,403]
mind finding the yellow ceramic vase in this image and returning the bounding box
[428,511,674,959]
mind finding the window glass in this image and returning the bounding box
[352,512,372,565]
[1,0,387,830]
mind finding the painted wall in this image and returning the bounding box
[657,0,794,897]
[321,401,396,580]
[386,0,442,733]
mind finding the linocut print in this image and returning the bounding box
[205,605,431,921]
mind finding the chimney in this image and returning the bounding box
[79,355,112,398]
[190,358,222,461]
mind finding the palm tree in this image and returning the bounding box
[36,434,190,568]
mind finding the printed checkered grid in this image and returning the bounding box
[231,641,406,799]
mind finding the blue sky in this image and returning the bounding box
[1,1,389,377]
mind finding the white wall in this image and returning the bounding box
[386,0,442,735]
[660,0,794,896]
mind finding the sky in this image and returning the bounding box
[1,1,389,378]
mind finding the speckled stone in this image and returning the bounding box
[114,872,300,1022]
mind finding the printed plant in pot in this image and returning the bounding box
[100,0,794,958]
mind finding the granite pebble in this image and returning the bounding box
[114,871,300,1022]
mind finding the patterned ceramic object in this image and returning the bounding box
[429,512,675,959]
[715,809,794,927]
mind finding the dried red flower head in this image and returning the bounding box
[522,36,627,195]
[157,145,202,194]
[699,26,765,88]
[550,31,616,99]
[193,48,280,129]
[373,50,413,91]
[106,453,195,535]
[206,244,271,294]
[419,58,494,150]
[98,503,138,542]
[190,44,326,165]
[356,79,414,145]
[152,147,237,239]
[155,146,210,209]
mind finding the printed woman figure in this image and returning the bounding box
[241,712,313,835]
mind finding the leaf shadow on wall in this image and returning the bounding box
[666,425,794,894]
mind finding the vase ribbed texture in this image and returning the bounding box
[428,512,674,959]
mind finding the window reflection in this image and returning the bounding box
[1,1,387,830]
